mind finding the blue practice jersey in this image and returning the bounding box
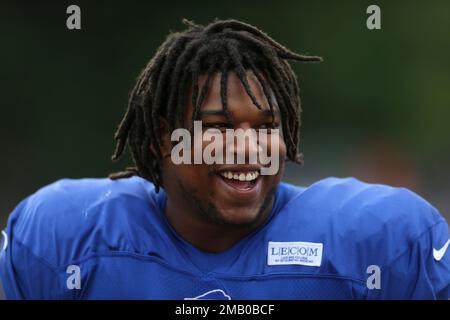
[0,177,449,299]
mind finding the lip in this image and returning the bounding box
[215,164,262,174]
[214,172,262,202]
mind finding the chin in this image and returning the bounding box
[211,201,269,228]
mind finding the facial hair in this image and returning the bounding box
[178,180,277,229]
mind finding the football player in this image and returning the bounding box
[1,19,449,299]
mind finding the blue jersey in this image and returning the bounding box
[0,177,449,299]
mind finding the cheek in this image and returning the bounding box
[275,142,287,179]
[266,134,287,163]
[175,164,213,195]
[278,138,287,158]
[260,131,286,153]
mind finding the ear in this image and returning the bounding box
[151,118,172,158]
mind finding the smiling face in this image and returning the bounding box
[161,71,287,229]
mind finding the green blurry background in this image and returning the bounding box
[1,0,449,226]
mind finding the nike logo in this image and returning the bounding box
[1,230,7,251]
[433,238,450,261]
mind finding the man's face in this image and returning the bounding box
[161,71,287,227]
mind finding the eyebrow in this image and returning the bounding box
[199,109,280,117]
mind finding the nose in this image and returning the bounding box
[225,123,260,164]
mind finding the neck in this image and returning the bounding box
[165,197,274,253]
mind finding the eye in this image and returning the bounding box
[259,122,280,132]
[203,123,230,131]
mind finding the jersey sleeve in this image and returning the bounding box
[0,197,63,299]
[1,177,154,300]
[370,218,450,300]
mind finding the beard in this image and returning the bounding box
[179,181,277,229]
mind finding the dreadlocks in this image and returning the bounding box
[109,18,322,191]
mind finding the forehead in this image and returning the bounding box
[186,71,278,119]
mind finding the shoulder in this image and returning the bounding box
[306,176,442,232]
[284,176,443,235]
[6,176,162,268]
[275,177,445,270]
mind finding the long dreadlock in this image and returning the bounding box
[109,18,322,191]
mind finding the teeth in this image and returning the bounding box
[220,170,260,181]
